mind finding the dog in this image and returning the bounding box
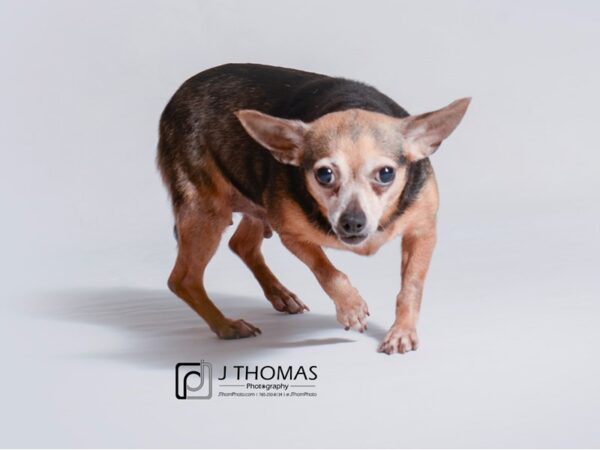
[157,63,470,354]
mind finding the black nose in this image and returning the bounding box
[339,208,366,235]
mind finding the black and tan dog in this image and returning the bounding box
[157,63,470,354]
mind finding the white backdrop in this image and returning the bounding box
[1,0,599,447]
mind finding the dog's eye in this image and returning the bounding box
[315,167,335,185]
[376,166,395,184]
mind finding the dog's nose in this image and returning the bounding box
[339,209,366,235]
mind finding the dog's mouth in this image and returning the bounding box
[338,233,368,245]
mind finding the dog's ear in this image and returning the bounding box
[235,110,309,165]
[397,97,471,161]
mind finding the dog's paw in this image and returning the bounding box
[215,318,261,339]
[335,293,369,332]
[265,283,309,314]
[378,326,418,354]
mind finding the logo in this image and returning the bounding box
[175,361,212,399]
[175,362,318,399]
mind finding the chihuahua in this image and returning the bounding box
[157,63,470,354]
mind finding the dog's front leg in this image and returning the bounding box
[378,226,436,354]
[280,235,369,332]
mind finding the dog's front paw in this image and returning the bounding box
[335,293,369,332]
[378,325,418,354]
[215,318,262,339]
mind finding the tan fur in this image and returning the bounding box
[378,178,439,353]
[166,155,262,339]
[278,235,370,332]
[163,97,467,354]
[228,215,307,313]
[277,173,438,256]
[267,111,444,353]
[300,110,411,242]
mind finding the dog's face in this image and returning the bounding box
[301,110,410,244]
[236,98,470,245]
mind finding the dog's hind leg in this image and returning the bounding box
[168,203,261,339]
[229,214,309,314]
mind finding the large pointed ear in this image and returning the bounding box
[235,110,310,165]
[398,97,471,161]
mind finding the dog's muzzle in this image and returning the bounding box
[336,208,368,245]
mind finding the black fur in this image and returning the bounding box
[158,63,430,232]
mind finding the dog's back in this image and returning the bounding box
[157,63,410,209]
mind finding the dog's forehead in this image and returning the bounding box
[306,109,403,166]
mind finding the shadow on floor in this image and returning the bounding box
[36,287,387,369]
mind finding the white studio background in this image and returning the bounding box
[1,0,599,447]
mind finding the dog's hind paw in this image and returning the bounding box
[265,283,309,314]
[378,326,419,354]
[215,319,262,339]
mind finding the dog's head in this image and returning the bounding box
[236,98,470,245]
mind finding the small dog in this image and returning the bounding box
[157,63,470,354]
